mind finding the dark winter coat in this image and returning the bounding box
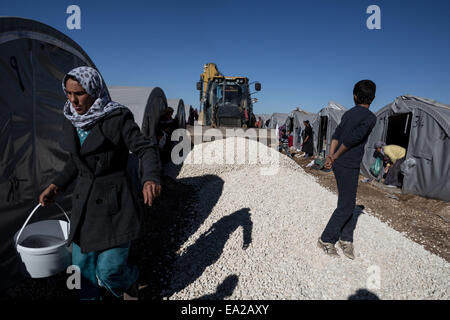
[52,108,161,253]
[302,125,314,154]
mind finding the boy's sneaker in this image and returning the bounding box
[317,238,340,257]
[338,240,355,260]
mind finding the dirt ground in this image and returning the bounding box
[290,151,450,262]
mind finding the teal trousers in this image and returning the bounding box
[71,242,138,300]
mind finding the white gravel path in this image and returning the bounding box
[165,137,449,300]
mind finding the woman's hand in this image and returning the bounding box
[39,184,59,206]
[142,181,162,207]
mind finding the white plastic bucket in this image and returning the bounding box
[14,203,71,278]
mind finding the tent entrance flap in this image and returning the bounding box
[287,117,294,133]
[386,112,412,150]
[317,116,328,156]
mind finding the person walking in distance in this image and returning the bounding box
[317,80,377,259]
[301,120,314,158]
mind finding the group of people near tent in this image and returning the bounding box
[278,119,314,158]
[370,142,407,187]
[273,95,450,202]
[156,104,199,163]
[278,129,293,158]
[279,112,408,188]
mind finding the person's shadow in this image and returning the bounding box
[166,207,253,297]
[195,274,239,300]
[348,288,380,300]
[338,205,366,244]
[354,204,365,217]
[131,172,228,300]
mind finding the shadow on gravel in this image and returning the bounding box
[350,204,366,232]
[165,207,253,298]
[195,274,239,300]
[348,289,380,300]
[354,204,365,216]
[131,172,227,300]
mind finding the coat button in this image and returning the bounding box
[96,199,103,204]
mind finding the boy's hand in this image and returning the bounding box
[324,155,334,169]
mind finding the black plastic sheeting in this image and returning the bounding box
[168,98,186,130]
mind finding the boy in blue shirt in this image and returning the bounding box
[318,80,377,259]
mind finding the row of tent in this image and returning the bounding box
[107,87,196,144]
[258,95,450,202]
[0,17,197,290]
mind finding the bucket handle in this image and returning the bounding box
[15,203,70,247]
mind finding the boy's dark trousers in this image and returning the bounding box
[320,162,360,243]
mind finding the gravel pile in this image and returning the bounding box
[177,136,298,178]
[165,137,449,300]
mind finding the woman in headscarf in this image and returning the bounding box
[301,120,314,158]
[378,143,407,187]
[39,66,161,300]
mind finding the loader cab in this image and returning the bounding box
[197,75,260,127]
[208,77,249,127]
[215,82,243,106]
[206,77,249,105]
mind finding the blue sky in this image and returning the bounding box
[2,0,450,114]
